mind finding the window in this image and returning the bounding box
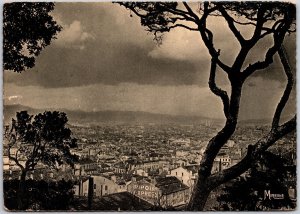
[182,173,184,176]
[176,172,177,176]
[105,185,108,190]
[94,184,96,189]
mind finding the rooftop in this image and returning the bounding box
[72,192,154,211]
[155,176,189,195]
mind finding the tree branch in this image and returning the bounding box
[182,2,200,22]
[197,4,231,73]
[209,115,296,187]
[208,41,295,187]
[242,12,294,79]
[249,6,267,44]
[216,4,245,45]
[168,24,198,31]
[163,3,196,22]
[209,54,230,118]
[232,18,274,38]
[232,19,256,26]
[209,44,295,186]
[272,45,294,128]
[8,146,24,171]
[26,140,39,170]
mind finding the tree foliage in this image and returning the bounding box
[119,2,295,45]
[4,179,75,210]
[118,2,296,210]
[6,111,78,173]
[3,2,62,72]
[217,151,296,211]
[5,111,78,210]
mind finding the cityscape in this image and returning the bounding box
[3,1,296,211]
[3,114,296,210]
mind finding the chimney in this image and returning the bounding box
[79,179,82,196]
[88,177,94,210]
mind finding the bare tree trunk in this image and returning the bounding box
[187,81,243,211]
[18,170,27,210]
[187,69,295,210]
[187,174,211,210]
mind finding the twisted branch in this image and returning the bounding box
[209,53,230,118]
[242,11,294,79]
[272,45,294,128]
[209,44,295,187]
[216,4,245,45]
[197,3,231,73]
[209,115,296,187]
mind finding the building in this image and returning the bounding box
[134,169,149,177]
[113,162,128,174]
[171,139,191,147]
[74,177,90,196]
[227,140,236,148]
[3,156,10,171]
[75,175,126,197]
[127,176,190,208]
[156,176,190,208]
[72,192,154,211]
[131,160,161,172]
[127,178,160,205]
[212,154,232,173]
[169,166,197,187]
[78,158,98,172]
[175,150,189,158]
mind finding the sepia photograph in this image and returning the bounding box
[2,1,296,211]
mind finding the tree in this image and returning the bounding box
[118,2,296,210]
[4,179,76,210]
[5,111,78,209]
[3,2,62,72]
[217,151,296,210]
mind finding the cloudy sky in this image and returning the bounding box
[4,2,296,120]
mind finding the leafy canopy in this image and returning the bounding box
[3,3,62,72]
[119,2,295,41]
[217,151,295,210]
[7,111,78,171]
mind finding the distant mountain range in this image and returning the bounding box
[4,104,223,125]
[4,104,284,126]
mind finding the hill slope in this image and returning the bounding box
[4,104,219,125]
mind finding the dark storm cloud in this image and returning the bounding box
[5,41,206,88]
[4,3,208,88]
[4,2,295,88]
